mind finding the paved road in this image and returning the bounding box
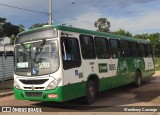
[0,76,160,112]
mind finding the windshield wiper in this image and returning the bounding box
[35,39,46,55]
[33,39,46,63]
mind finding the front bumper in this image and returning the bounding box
[14,86,64,102]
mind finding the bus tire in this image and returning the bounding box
[135,71,142,87]
[84,80,96,105]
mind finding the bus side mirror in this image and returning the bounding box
[3,51,7,59]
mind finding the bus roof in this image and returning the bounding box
[18,25,150,43]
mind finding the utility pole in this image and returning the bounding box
[49,0,52,25]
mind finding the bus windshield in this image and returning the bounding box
[15,40,59,76]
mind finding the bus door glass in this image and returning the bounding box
[61,36,82,85]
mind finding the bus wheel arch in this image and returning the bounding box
[135,69,142,87]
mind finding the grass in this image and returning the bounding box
[152,96,160,103]
[154,57,160,71]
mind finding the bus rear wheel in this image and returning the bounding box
[135,71,142,87]
[84,80,96,104]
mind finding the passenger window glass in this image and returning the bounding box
[61,37,81,70]
[80,35,96,59]
[139,43,145,57]
[110,39,120,58]
[130,42,139,57]
[95,37,110,59]
[144,44,148,57]
[120,40,130,57]
[146,44,153,57]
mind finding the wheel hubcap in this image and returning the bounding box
[89,87,94,97]
[138,77,141,85]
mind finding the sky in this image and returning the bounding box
[0,0,160,35]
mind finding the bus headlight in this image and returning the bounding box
[46,80,58,90]
[14,81,21,89]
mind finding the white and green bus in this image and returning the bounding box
[13,25,155,104]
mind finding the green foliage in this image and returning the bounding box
[19,24,25,32]
[10,25,25,45]
[0,18,6,40]
[0,17,25,44]
[154,57,160,71]
[134,33,160,57]
[29,23,48,29]
[134,33,149,40]
[0,17,6,23]
[115,28,132,37]
[94,18,110,32]
[0,17,18,38]
[2,22,19,38]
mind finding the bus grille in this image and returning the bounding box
[25,92,43,97]
[19,79,48,85]
[24,87,44,90]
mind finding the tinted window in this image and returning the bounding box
[61,37,81,70]
[80,35,96,59]
[146,44,153,57]
[95,37,110,59]
[110,39,120,58]
[139,43,145,57]
[120,40,130,57]
[130,42,139,57]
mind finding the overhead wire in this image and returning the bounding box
[0,3,49,15]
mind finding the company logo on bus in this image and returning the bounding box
[98,63,108,73]
[31,86,35,90]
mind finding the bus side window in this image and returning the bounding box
[130,42,139,57]
[80,34,96,59]
[138,43,145,57]
[147,44,153,57]
[120,40,129,57]
[95,37,110,59]
[144,44,148,57]
[110,39,120,58]
[61,37,81,70]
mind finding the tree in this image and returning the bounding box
[0,17,20,42]
[148,33,160,57]
[29,23,48,29]
[0,17,6,40]
[9,25,25,45]
[115,28,132,37]
[134,33,149,40]
[19,24,25,32]
[94,18,110,32]
[0,17,6,23]
[134,33,160,56]
[0,17,25,44]
[3,22,19,37]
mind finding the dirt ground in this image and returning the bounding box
[125,71,160,106]
[1,72,160,114]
